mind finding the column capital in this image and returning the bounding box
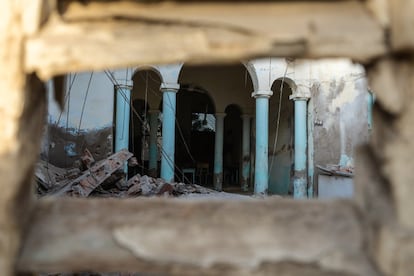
[160,82,180,92]
[115,84,133,90]
[252,90,273,98]
[289,87,311,101]
[289,94,310,101]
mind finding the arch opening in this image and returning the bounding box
[130,69,161,177]
[268,78,294,195]
[223,104,243,189]
[175,84,216,185]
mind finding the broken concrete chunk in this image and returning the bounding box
[126,174,141,187]
[37,151,219,199]
[127,182,142,196]
[127,156,138,167]
[81,148,95,169]
[140,175,154,196]
[157,183,174,196]
[50,149,133,196]
[71,149,133,196]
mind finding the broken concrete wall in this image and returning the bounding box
[308,59,369,169]
[267,59,369,195]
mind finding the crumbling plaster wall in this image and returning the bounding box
[266,59,369,195]
[307,59,369,168]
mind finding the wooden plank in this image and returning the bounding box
[17,197,377,275]
[25,1,386,80]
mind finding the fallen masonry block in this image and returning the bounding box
[52,149,133,197]
[81,148,95,169]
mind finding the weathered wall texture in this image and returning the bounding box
[267,59,369,195]
[309,59,369,167]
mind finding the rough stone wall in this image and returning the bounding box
[0,1,47,275]
[361,57,414,275]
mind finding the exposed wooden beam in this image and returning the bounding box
[18,197,377,275]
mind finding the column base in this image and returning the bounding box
[214,173,223,191]
[148,168,157,178]
[241,178,249,192]
[293,176,307,199]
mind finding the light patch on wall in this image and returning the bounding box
[328,81,358,114]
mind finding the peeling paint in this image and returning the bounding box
[328,79,359,114]
[311,61,368,170]
[242,157,250,191]
[307,97,315,198]
[293,175,307,199]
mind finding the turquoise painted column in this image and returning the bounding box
[214,113,226,191]
[148,110,160,178]
[367,91,374,132]
[292,96,309,198]
[254,93,271,195]
[241,114,251,192]
[160,84,179,183]
[307,98,314,198]
[115,85,132,173]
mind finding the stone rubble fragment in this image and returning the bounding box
[35,150,217,198]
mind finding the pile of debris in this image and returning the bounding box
[36,149,217,198]
[316,164,354,177]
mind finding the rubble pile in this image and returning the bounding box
[36,149,217,198]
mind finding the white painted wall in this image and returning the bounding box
[47,70,131,132]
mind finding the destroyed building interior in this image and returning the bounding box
[1,0,414,275]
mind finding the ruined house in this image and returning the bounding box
[43,58,370,198]
[0,0,414,276]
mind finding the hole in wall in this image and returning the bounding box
[35,59,372,200]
